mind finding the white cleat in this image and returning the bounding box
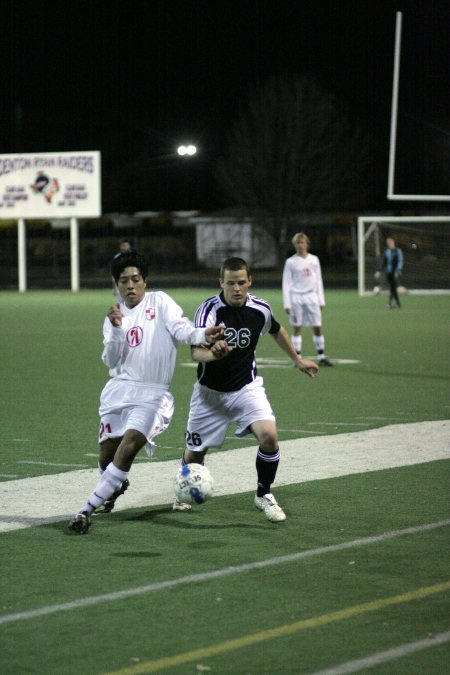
[173,499,192,512]
[254,493,286,522]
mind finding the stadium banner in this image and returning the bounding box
[0,151,101,218]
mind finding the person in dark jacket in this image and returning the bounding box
[375,237,404,308]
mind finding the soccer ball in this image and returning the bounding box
[173,463,214,504]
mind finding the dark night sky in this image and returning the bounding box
[2,0,449,213]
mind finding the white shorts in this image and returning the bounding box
[98,379,174,458]
[289,292,322,327]
[185,376,275,453]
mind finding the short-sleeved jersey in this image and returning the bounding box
[282,253,325,307]
[193,291,280,392]
[102,291,206,387]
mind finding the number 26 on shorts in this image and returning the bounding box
[185,430,202,447]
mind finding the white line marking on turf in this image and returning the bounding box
[16,461,90,468]
[0,519,448,627]
[308,422,369,426]
[253,364,293,368]
[181,358,360,368]
[356,416,410,421]
[278,429,328,435]
[0,421,448,533]
[309,629,450,674]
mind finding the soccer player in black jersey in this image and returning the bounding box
[175,257,318,522]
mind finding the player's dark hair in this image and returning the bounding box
[220,257,251,278]
[111,251,149,282]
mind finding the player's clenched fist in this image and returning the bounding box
[107,303,122,327]
[210,339,233,359]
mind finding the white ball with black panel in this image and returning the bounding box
[173,463,214,504]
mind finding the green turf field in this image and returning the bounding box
[0,289,449,673]
[1,289,449,478]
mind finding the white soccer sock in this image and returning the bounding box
[82,463,129,515]
[313,335,325,357]
[291,335,302,354]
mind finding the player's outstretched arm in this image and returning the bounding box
[271,325,318,378]
[295,357,319,377]
[191,340,233,362]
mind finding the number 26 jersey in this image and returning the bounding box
[194,291,280,392]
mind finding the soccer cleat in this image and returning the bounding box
[173,498,191,512]
[318,358,333,367]
[254,493,286,522]
[68,511,91,534]
[95,479,130,513]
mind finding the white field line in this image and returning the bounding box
[278,428,328,434]
[1,518,448,627]
[0,420,448,533]
[181,358,360,368]
[355,416,411,420]
[309,629,450,674]
[16,461,90,468]
[307,422,369,426]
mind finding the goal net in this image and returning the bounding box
[357,216,450,295]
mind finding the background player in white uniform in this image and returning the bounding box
[282,232,333,366]
[68,252,223,534]
[175,257,318,522]
[112,238,133,302]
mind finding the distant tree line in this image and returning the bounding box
[216,74,374,266]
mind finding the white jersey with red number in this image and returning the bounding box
[282,253,325,308]
[102,291,207,387]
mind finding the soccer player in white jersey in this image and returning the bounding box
[68,252,223,534]
[174,257,318,522]
[282,232,333,366]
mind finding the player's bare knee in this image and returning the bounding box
[261,441,278,454]
[257,432,278,453]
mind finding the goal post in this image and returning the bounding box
[357,216,450,296]
[387,12,450,202]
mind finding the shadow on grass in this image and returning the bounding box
[125,507,267,530]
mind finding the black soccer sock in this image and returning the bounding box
[181,451,204,466]
[256,447,280,497]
